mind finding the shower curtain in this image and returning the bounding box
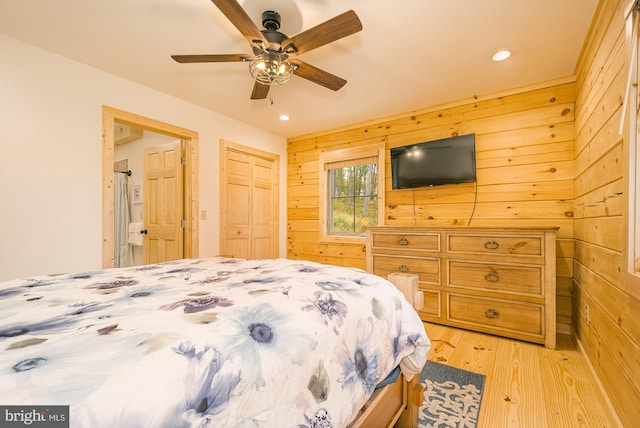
[114,172,132,268]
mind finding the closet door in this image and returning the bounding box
[220,140,279,259]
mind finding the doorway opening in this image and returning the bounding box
[102,106,199,268]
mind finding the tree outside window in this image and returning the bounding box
[328,163,378,235]
[319,143,385,243]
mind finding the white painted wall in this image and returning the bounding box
[0,34,287,281]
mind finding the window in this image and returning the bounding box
[319,143,385,243]
[329,161,378,235]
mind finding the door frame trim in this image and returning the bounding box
[102,105,199,268]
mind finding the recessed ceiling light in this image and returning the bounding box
[492,50,511,61]
[279,114,290,121]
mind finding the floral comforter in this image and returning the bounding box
[0,258,430,427]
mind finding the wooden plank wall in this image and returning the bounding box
[573,0,640,426]
[288,83,576,335]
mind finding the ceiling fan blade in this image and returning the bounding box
[292,60,347,91]
[211,0,268,47]
[251,81,270,99]
[282,10,362,55]
[171,54,249,63]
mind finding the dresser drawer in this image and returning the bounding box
[448,260,543,297]
[420,290,441,318]
[371,233,440,252]
[367,227,556,348]
[447,294,543,336]
[447,234,543,257]
[372,254,440,285]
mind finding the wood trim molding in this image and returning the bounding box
[101,105,199,268]
[318,141,386,245]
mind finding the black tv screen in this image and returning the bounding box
[391,133,476,189]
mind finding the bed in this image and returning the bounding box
[0,257,429,427]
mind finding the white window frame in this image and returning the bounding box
[319,142,386,244]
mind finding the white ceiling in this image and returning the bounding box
[0,0,598,138]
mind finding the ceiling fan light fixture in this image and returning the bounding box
[250,52,293,85]
[172,3,362,99]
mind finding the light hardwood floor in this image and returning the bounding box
[422,323,622,428]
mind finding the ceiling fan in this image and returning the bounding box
[171,0,362,100]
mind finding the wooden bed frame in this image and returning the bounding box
[349,373,423,428]
[348,270,426,427]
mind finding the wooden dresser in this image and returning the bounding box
[366,226,557,349]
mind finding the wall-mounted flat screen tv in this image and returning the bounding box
[391,133,476,189]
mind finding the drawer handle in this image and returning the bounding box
[398,237,409,246]
[484,241,499,250]
[484,272,500,282]
[485,309,500,319]
[398,264,409,272]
